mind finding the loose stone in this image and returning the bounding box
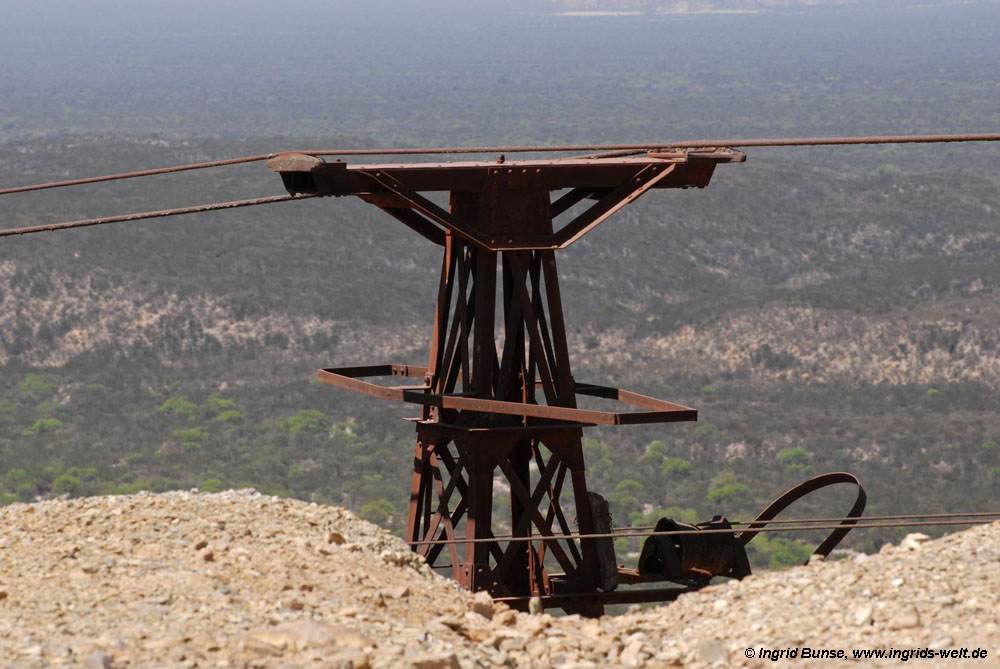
[1,491,998,668]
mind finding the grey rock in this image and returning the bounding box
[901,533,932,550]
[472,590,495,619]
[2,491,999,668]
[851,604,873,626]
[928,636,954,650]
[695,639,728,665]
[888,606,921,630]
[410,653,461,669]
[83,651,115,669]
[619,639,645,666]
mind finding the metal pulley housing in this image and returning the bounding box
[638,516,751,583]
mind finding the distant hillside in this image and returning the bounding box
[4,137,1000,387]
[2,135,999,559]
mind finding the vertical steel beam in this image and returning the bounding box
[402,187,604,615]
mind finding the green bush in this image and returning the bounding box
[359,498,396,526]
[706,482,750,506]
[4,468,30,485]
[661,457,693,478]
[213,410,244,424]
[19,373,54,400]
[643,440,668,462]
[99,476,174,495]
[612,479,644,518]
[200,474,225,492]
[203,392,237,416]
[763,537,813,569]
[283,410,330,435]
[158,395,199,421]
[614,479,644,496]
[5,467,44,501]
[582,438,615,491]
[173,426,206,453]
[20,417,62,436]
[779,447,811,468]
[172,427,206,442]
[52,474,83,496]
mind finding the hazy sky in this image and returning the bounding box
[2,1,997,144]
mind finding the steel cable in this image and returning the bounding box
[623,510,1000,532]
[405,515,1000,547]
[0,194,314,237]
[469,510,1000,543]
[3,133,1000,197]
[0,155,270,196]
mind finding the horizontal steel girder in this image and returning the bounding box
[268,149,744,250]
[315,364,697,426]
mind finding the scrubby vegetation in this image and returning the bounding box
[2,1,999,573]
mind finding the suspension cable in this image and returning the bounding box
[0,194,314,237]
[405,516,1000,547]
[458,511,1000,542]
[620,509,1000,532]
[0,155,270,196]
[3,132,999,197]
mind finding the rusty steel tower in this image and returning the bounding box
[268,147,745,613]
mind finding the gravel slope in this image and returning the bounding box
[1,490,997,668]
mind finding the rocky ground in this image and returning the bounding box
[0,490,997,668]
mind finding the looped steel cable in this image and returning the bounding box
[739,472,867,559]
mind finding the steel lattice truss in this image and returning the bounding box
[269,147,745,613]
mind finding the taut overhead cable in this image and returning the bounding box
[3,132,999,197]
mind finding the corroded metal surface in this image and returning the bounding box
[271,151,747,614]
